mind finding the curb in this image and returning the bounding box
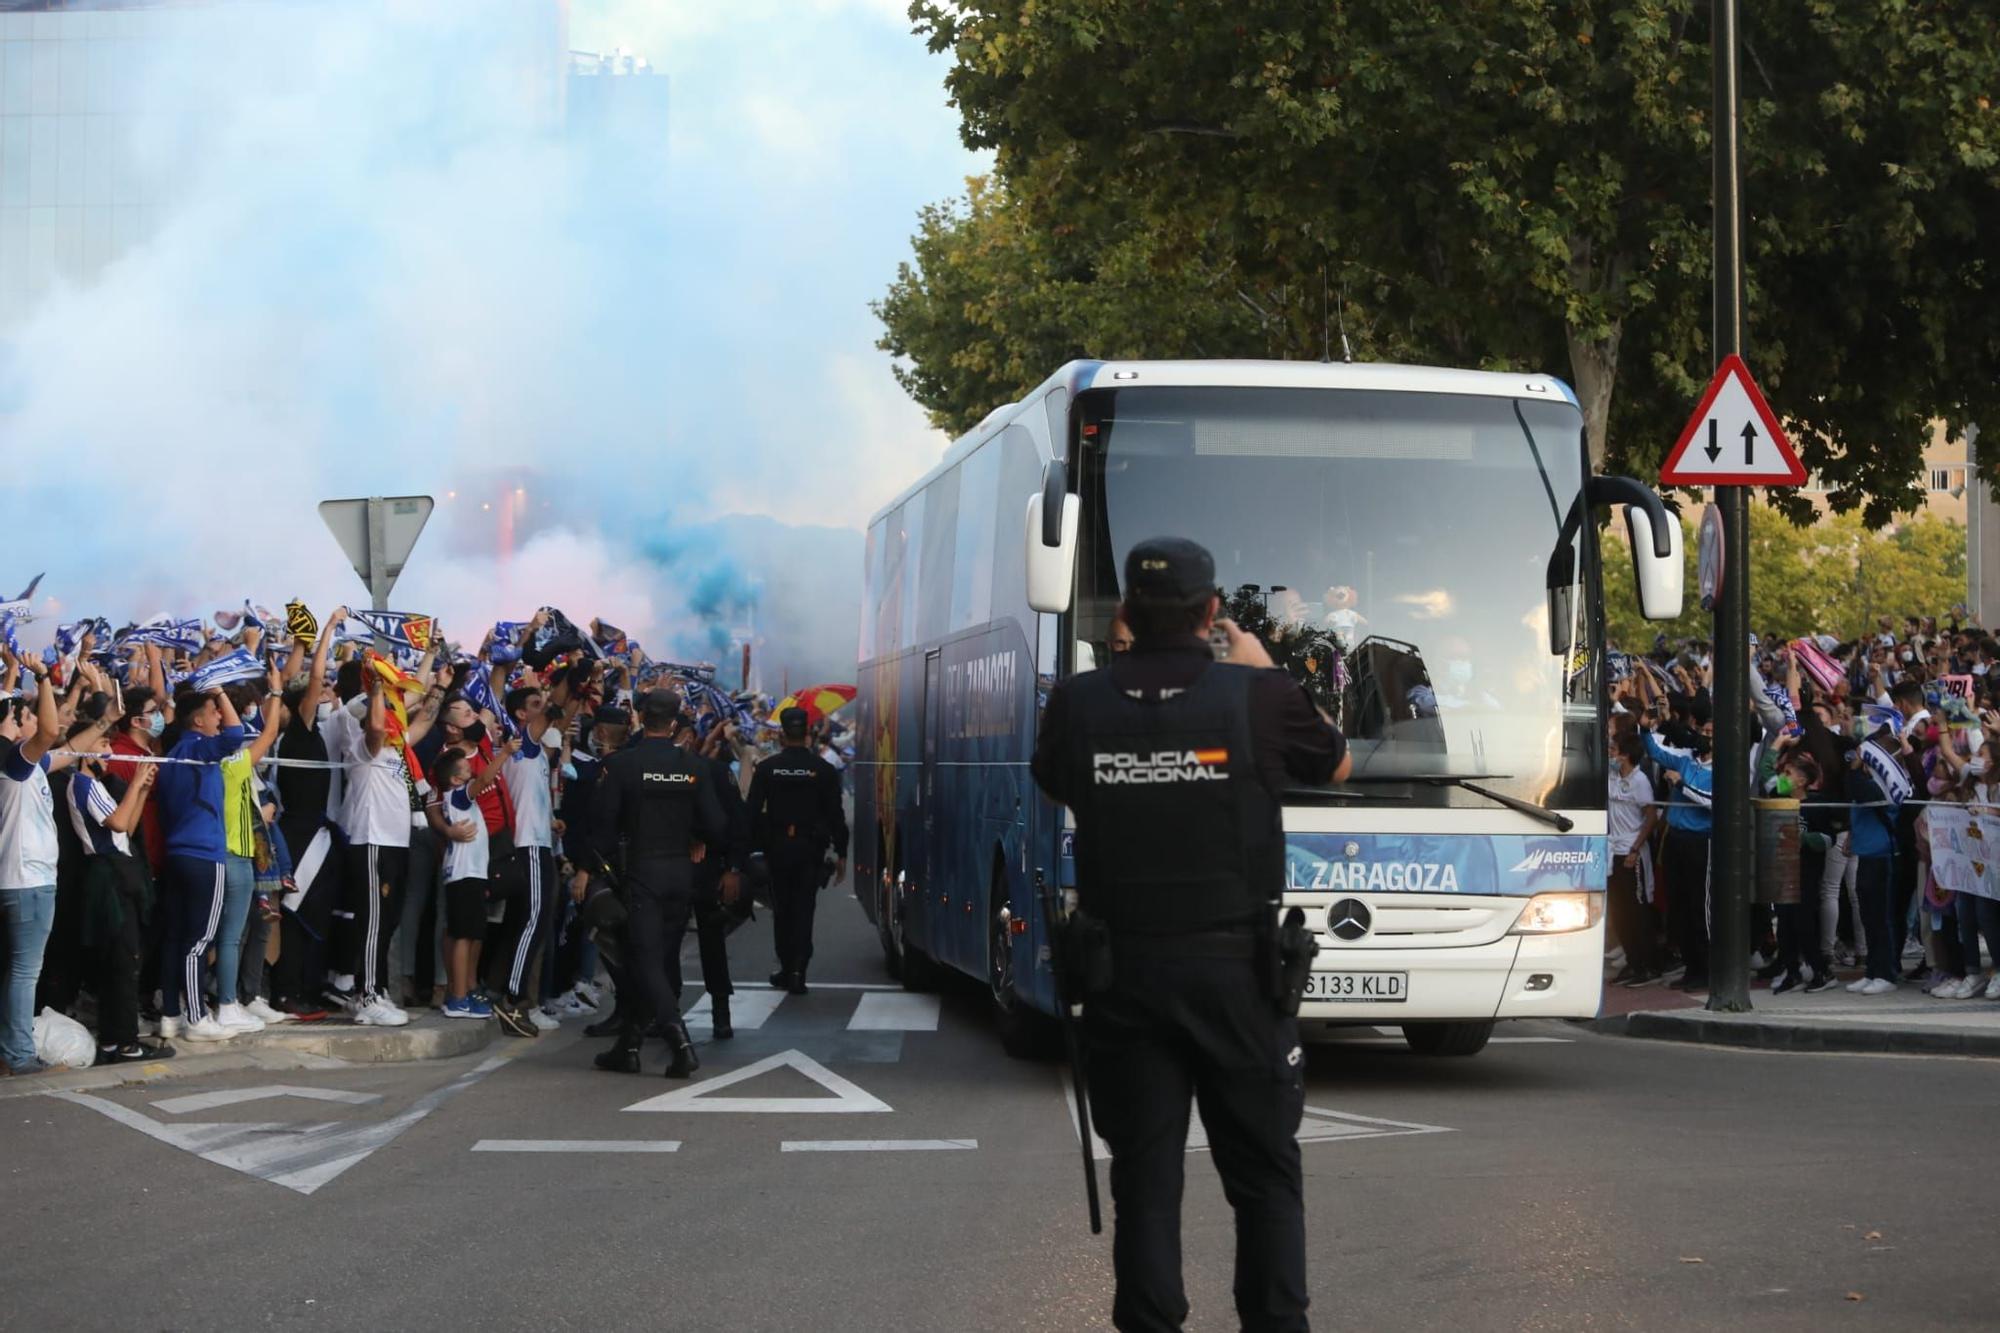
[1595,1010,2000,1059]
[249,1015,496,1064]
[1,1016,496,1100]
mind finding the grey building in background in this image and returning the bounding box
[0,0,585,334]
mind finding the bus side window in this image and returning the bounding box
[991,423,1038,618]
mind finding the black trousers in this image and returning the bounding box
[1085,943,1307,1333]
[91,855,149,1048]
[1777,844,1828,980]
[1662,829,1711,979]
[487,845,554,1002]
[274,818,337,1006]
[620,856,694,1042]
[768,846,820,976]
[340,843,407,999]
[671,874,734,1000]
[1607,856,1658,974]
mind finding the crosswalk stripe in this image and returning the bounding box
[473,1140,682,1153]
[781,1140,976,1153]
[846,992,941,1032]
[685,989,787,1031]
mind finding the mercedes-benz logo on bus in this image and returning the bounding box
[1327,899,1372,941]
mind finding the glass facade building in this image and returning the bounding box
[0,6,179,329]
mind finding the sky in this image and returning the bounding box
[1,0,983,684]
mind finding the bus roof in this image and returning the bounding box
[865,358,1579,528]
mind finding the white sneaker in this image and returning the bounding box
[180,1015,236,1042]
[1748,950,1769,971]
[245,997,293,1025]
[555,994,593,1018]
[374,994,409,1022]
[157,1015,180,1040]
[1987,975,2000,1001]
[215,1002,266,1034]
[574,980,604,1007]
[1861,977,1898,996]
[1952,976,1985,1000]
[529,1005,560,1031]
[355,997,410,1027]
[1845,977,1874,993]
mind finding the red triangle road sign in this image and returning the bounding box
[1659,355,1805,487]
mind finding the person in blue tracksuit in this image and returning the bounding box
[153,688,246,1041]
[1644,720,1715,991]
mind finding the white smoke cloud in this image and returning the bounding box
[0,0,976,679]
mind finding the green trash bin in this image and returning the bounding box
[1754,797,1802,905]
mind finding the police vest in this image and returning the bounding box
[1063,659,1270,934]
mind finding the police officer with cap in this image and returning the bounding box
[589,689,725,1077]
[747,706,848,995]
[1031,536,1350,1333]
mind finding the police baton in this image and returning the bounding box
[1036,868,1103,1235]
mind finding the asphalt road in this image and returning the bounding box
[4,882,1995,1332]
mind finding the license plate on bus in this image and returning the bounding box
[1306,971,1407,1002]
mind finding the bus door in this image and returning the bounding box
[921,649,943,915]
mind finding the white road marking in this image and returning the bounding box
[846,992,941,1032]
[684,989,787,1034]
[624,1049,892,1114]
[1061,1072,1455,1157]
[473,1140,682,1153]
[1335,1036,1573,1046]
[152,1085,383,1114]
[49,1053,513,1196]
[781,1139,976,1152]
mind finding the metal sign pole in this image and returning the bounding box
[1708,0,1753,1012]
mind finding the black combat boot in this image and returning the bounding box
[593,1032,641,1074]
[663,1018,701,1079]
[710,995,734,1040]
[768,969,791,991]
[787,965,808,997]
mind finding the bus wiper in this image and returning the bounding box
[1284,786,1412,802]
[1341,773,1576,832]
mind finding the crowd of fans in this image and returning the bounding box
[1607,613,2000,1001]
[0,601,845,1076]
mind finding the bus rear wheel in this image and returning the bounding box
[1401,1021,1494,1057]
[989,873,1051,1059]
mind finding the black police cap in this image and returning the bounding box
[1124,537,1217,606]
[780,706,810,737]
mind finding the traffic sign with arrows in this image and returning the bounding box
[1659,354,1805,487]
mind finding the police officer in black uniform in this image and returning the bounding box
[589,690,725,1078]
[675,720,750,1037]
[746,707,849,995]
[1032,537,1350,1333]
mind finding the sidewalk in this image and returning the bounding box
[1596,968,2000,1058]
[0,1011,496,1100]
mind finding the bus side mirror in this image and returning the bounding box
[1025,459,1078,614]
[1624,501,1684,621]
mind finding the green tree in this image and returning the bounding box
[1603,503,1966,646]
[888,0,1999,523]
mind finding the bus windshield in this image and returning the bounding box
[1071,384,1601,811]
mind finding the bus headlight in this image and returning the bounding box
[1509,892,1603,935]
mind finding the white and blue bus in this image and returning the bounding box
[854,360,1682,1056]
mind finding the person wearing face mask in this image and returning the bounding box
[207,673,287,1035]
[1606,732,1662,987]
[270,608,346,1019]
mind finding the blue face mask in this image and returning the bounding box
[145,711,166,739]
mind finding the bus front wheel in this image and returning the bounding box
[1401,1021,1494,1057]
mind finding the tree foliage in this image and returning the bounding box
[883,0,2000,523]
[1602,504,1968,646]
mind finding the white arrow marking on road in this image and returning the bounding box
[781,1139,976,1152]
[49,1055,510,1195]
[622,1048,891,1114]
[151,1085,384,1114]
